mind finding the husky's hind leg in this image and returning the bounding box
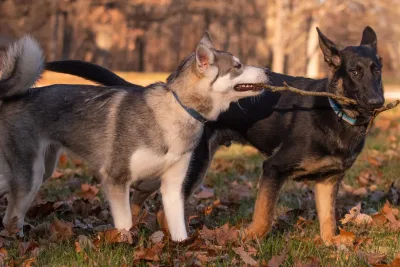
[160,153,191,241]
[103,177,132,230]
[42,145,61,181]
[3,146,46,236]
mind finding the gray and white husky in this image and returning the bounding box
[0,33,268,241]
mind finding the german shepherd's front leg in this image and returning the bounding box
[243,161,284,240]
[315,174,343,244]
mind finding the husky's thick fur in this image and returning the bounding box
[0,33,268,241]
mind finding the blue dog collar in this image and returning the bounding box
[329,98,357,125]
[171,91,207,123]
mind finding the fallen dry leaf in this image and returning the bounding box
[267,249,288,267]
[373,253,400,267]
[49,218,74,241]
[18,241,39,257]
[75,241,82,253]
[200,223,238,246]
[381,200,400,230]
[357,251,386,265]
[79,184,99,200]
[133,243,163,262]
[341,203,373,225]
[232,247,258,266]
[21,257,36,267]
[133,210,157,232]
[0,247,8,265]
[149,231,165,244]
[332,228,356,248]
[58,153,68,168]
[194,186,215,199]
[95,229,134,245]
[51,170,64,179]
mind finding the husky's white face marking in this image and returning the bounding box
[196,43,268,103]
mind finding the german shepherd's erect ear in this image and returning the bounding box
[360,26,377,50]
[316,27,341,68]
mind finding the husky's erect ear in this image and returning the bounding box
[360,26,377,50]
[317,27,341,68]
[199,31,213,49]
[196,44,215,73]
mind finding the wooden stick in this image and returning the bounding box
[261,82,358,105]
[366,99,400,134]
[258,82,399,134]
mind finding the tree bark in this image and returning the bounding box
[306,18,319,78]
[272,0,286,73]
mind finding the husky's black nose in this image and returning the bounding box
[368,97,384,109]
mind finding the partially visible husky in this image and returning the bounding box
[0,33,268,241]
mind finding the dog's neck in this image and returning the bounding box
[167,75,223,121]
[325,80,372,126]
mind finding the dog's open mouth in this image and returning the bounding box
[234,83,264,92]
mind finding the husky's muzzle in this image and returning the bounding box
[234,83,265,92]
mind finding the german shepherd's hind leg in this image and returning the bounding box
[130,179,160,216]
[243,160,284,241]
[3,144,47,237]
[160,153,191,242]
[103,178,132,231]
[315,174,343,245]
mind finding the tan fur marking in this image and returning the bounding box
[157,210,169,235]
[131,204,141,217]
[290,157,341,179]
[243,185,277,240]
[315,176,341,244]
[184,93,213,114]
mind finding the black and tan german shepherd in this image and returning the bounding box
[45,27,384,244]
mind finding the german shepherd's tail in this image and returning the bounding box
[0,36,44,98]
[46,60,133,87]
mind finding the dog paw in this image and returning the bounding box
[241,223,269,241]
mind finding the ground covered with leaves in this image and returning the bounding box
[0,110,399,266]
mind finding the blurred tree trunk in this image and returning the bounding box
[306,18,319,78]
[272,0,286,73]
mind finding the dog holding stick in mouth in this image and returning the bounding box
[0,33,268,241]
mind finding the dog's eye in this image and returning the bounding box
[374,69,381,76]
[234,63,242,69]
[350,70,358,77]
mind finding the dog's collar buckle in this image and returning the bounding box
[171,91,207,123]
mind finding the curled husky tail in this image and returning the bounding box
[0,36,44,98]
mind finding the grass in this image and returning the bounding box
[1,73,399,266]
[1,110,395,267]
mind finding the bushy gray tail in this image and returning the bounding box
[0,36,44,98]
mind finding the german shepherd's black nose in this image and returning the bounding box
[368,97,384,109]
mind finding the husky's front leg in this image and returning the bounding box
[160,153,191,241]
[103,179,132,230]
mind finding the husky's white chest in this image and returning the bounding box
[129,147,188,180]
